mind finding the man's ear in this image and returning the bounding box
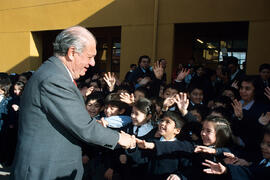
[66,46,76,61]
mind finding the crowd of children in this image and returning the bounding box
[0,55,270,180]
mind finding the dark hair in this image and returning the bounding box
[162,111,185,129]
[187,83,204,94]
[130,64,137,68]
[213,96,233,109]
[135,86,150,98]
[259,63,270,72]
[204,116,233,148]
[209,107,231,121]
[158,58,166,63]
[115,83,134,94]
[222,86,240,100]
[133,98,156,122]
[239,76,259,99]
[163,83,181,94]
[227,56,239,66]
[85,91,105,107]
[264,124,270,136]
[150,96,164,109]
[105,93,129,111]
[0,75,12,97]
[190,104,209,121]
[20,72,32,80]
[90,80,101,89]
[138,55,151,65]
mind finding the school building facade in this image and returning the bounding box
[0,0,269,80]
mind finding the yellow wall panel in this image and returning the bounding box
[156,24,174,82]
[120,25,154,80]
[0,32,33,73]
[246,21,270,75]
[0,0,270,76]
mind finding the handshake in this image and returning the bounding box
[117,131,155,149]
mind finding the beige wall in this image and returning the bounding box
[0,0,270,77]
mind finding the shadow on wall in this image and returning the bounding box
[78,0,153,27]
[7,56,42,74]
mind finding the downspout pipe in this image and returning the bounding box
[152,0,159,61]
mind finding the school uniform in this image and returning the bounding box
[226,158,270,180]
[121,122,157,180]
[127,137,188,180]
[235,100,270,161]
[154,140,231,180]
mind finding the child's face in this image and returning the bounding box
[190,109,202,122]
[261,134,270,159]
[131,106,147,126]
[260,68,270,81]
[239,81,255,102]
[201,121,216,146]
[163,88,178,99]
[188,89,203,104]
[104,104,120,117]
[158,117,180,140]
[134,90,145,102]
[13,85,22,96]
[222,90,235,100]
[0,88,4,95]
[86,99,102,118]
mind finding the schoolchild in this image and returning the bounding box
[126,111,187,180]
[137,116,236,180]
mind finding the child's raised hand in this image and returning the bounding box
[231,99,243,119]
[104,168,114,180]
[194,145,216,154]
[103,72,116,92]
[162,97,175,111]
[176,68,190,81]
[85,86,94,97]
[223,152,238,165]
[231,80,239,89]
[166,174,181,180]
[174,92,189,116]
[153,61,164,80]
[202,159,227,175]
[264,87,270,100]
[258,112,270,126]
[136,138,155,149]
[96,117,108,128]
[120,92,135,105]
[12,104,20,112]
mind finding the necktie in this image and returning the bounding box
[259,159,269,167]
[73,80,77,87]
[134,126,140,137]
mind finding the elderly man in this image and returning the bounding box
[11,26,133,180]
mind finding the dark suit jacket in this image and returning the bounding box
[11,56,119,180]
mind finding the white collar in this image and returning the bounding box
[0,95,4,103]
[231,69,240,80]
[259,159,270,167]
[240,100,255,110]
[133,122,153,137]
[160,136,177,142]
[62,63,74,82]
